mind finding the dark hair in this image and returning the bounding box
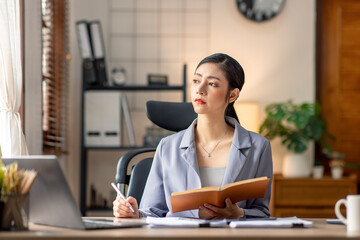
[195,53,245,122]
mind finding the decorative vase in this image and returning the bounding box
[312,165,324,179]
[331,167,343,179]
[0,194,29,231]
[282,153,311,178]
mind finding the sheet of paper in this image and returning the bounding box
[229,217,313,228]
[146,217,228,228]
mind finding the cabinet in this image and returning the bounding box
[80,67,187,216]
[317,0,360,178]
[270,174,358,218]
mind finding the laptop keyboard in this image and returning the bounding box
[83,219,123,229]
[82,219,146,230]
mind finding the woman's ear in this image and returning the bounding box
[229,88,240,103]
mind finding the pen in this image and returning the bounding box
[111,182,135,212]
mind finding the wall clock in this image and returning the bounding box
[235,0,286,22]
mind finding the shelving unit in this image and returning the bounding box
[79,66,187,216]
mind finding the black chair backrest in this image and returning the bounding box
[115,148,155,187]
[126,157,153,203]
[115,101,197,204]
[146,101,197,132]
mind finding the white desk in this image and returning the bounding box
[0,219,359,240]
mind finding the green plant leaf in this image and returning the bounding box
[265,103,287,121]
[259,100,334,154]
[286,103,312,128]
[282,131,309,153]
[259,118,288,140]
[305,116,324,140]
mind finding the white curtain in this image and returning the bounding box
[0,0,29,156]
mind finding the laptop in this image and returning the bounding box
[2,155,146,230]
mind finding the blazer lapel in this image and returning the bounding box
[179,119,200,177]
[222,117,252,185]
[179,119,202,217]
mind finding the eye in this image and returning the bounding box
[193,79,200,84]
[209,82,217,87]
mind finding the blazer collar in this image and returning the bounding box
[226,116,252,150]
[179,118,198,173]
[222,116,253,185]
[179,118,197,149]
[179,116,252,149]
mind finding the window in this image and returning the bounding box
[41,0,69,154]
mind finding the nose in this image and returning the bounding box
[196,81,207,95]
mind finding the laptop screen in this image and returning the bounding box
[2,155,86,229]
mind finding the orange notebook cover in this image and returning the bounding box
[170,176,270,213]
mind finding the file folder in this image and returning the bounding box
[76,21,97,86]
[76,20,108,87]
[88,21,107,86]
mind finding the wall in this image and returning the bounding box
[67,0,315,206]
[207,0,316,172]
[24,0,42,156]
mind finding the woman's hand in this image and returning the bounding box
[113,196,140,218]
[198,198,244,220]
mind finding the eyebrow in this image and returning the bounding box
[194,73,222,81]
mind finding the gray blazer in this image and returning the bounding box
[139,116,273,218]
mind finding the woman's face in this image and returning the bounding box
[191,62,230,116]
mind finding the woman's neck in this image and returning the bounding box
[195,114,230,143]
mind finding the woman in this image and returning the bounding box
[113,53,273,219]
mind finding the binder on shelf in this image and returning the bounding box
[76,21,97,86]
[76,20,107,87]
[88,21,107,86]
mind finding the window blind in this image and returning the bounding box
[41,0,69,154]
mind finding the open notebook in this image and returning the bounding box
[2,155,145,230]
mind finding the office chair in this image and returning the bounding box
[115,100,197,205]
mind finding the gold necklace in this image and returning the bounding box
[198,128,228,158]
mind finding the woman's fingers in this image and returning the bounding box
[113,205,131,218]
[199,206,218,219]
[204,203,225,215]
[126,196,139,211]
[225,198,233,208]
[113,196,138,218]
[113,202,133,217]
[201,199,242,219]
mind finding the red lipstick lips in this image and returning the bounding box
[194,98,206,104]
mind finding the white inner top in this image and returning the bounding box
[199,167,226,187]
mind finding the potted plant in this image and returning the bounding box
[0,151,37,230]
[325,151,346,179]
[259,100,334,178]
